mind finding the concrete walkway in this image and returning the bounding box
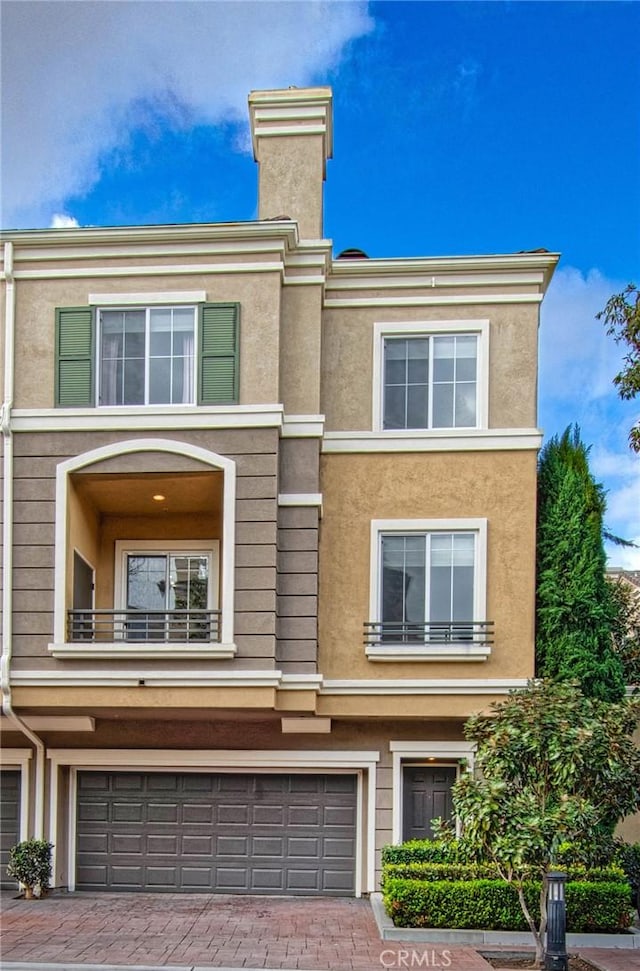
[1,891,640,971]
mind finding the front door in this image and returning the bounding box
[402,765,456,841]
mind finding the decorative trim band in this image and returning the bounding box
[278,493,323,507]
[11,405,285,432]
[48,643,237,661]
[47,748,379,769]
[281,414,325,438]
[322,429,543,453]
[11,668,282,688]
[320,678,529,696]
[88,291,207,305]
[324,294,543,308]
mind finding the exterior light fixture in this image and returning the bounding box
[152,494,166,502]
[545,871,568,971]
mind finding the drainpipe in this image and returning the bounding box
[1,239,47,839]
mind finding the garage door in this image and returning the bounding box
[76,772,357,894]
[0,771,20,889]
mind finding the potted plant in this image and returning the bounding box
[7,839,53,898]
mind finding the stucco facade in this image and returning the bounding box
[1,86,559,895]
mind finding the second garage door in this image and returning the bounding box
[0,770,20,890]
[76,771,357,895]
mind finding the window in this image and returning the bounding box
[116,542,219,643]
[373,321,488,433]
[99,307,196,406]
[381,532,475,634]
[365,519,491,661]
[383,335,477,429]
[55,302,239,407]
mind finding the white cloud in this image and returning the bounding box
[540,266,640,570]
[539,266,627,408]
[50,213,80,229]
[1,1,373,228]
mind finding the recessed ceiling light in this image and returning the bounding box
[152,494,166,502]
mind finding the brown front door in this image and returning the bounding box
[402,765,456,841]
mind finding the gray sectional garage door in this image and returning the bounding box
[76,771,357,894]
[0,771,20,890]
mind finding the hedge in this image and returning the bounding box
[381,861,626,888]
[383,878,633,933]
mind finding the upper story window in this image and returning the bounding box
[365,518,492,660]
[373,321,489,432]
[99,308,196,406]
[55,300,239,408]
[383,335,477,429]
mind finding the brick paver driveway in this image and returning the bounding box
[0,891,490,970]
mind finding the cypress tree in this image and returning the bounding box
[536,425,625,701]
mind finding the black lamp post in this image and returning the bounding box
[545,871,568,971]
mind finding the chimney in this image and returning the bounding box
[248,87,333,240]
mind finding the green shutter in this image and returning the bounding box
[55,307,94,407]
[199,303,240,404]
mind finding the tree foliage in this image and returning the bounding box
[536,425,625,701]
[597,283,640,451]
[451,680,640,964]
[608,575,640,686]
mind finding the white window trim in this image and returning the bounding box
[389,740,475,843]
[372,320,489,433]
[367,518,489,662]
[97,304,197,408]
[50,439,236,659]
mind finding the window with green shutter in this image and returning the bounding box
[55,307,94,407]
[55,302,240,407]
[199,303,240,404]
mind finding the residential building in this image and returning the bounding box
[0,86,558,895]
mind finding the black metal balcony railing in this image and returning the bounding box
[363,620,495,647]
[67,609,221,643]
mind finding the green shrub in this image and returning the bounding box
[383,877,633,933]
[381,860,625,887]
[617,843,640,902]
[6,840,53,896]
[381,838,472,865]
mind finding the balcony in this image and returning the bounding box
[363,620,494,662]
[67,609,221,643]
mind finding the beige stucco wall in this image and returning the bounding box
[279,284,323,414]
[321,303,540,431]
[256,134,325,239]
[318,449,538,683]
[12,270,283,409]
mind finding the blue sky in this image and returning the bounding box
[2,0,639,564]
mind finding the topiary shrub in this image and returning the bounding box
[7,840,53,898]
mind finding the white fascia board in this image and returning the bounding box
[322,429,543,453]
[0,220,300,251]
[320,679,529,695]
[329,252,560,287]
[0,748,33,765]
[11,404,285,433]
